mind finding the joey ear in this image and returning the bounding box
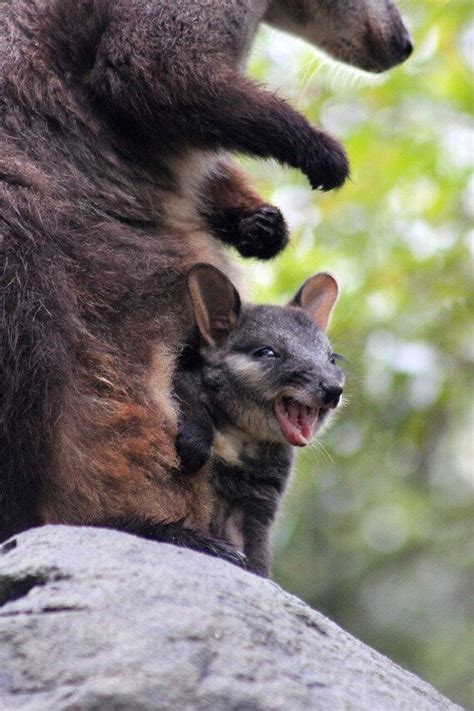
[187,264,241,347]
[290,273,338,331]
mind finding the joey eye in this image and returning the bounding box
[253,346,278,359]
[330,353,343,365]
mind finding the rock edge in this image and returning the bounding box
[0,526,461,710]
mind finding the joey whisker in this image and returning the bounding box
[312,438,334,465]
[306,440,331,468]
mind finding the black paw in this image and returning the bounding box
[175,427,213,475]
[176,434,211,474]
[236,205,289,260]
[303,132,350,192]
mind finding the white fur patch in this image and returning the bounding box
[226,354,275,395]
[212,425,260,465]
[212,429,243,466]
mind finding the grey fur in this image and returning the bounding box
[175,266,344,576]
[201,304,344,440]
[265,0,413,72]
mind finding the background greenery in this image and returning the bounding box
[243,1,473,706]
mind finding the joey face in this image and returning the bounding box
[265,0,413,73]
[200,305,345,446]
[187,265,345,448]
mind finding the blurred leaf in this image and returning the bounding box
[244,1,474,707]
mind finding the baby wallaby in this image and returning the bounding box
[174,265,345,576]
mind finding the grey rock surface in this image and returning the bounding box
[0,526,460,711]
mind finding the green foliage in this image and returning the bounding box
[244,1,474,706]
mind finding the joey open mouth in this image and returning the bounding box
[274,396,319,447]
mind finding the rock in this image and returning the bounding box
[0,526,460,710]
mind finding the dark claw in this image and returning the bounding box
[207,541,248,568]
[260,206,280,218]
[255,223,274,235]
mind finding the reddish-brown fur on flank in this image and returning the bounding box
[204,162,266,215]
[0,135,224,540]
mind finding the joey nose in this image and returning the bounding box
[319,382,343,409]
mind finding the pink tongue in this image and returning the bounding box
[275,399,316,447]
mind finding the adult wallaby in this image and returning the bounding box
[170,265,344,575]
[0,0,409,542]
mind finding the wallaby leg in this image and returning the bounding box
[242,516,272,578]
[91,47,349,191]
[96,517,247,569]
[200,160,289,260]
[179,69,349,191]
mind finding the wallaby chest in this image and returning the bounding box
[210,430,292,530]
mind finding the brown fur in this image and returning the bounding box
[0,0,408,552]
[203,162,267,215]
[0,0,291,543]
